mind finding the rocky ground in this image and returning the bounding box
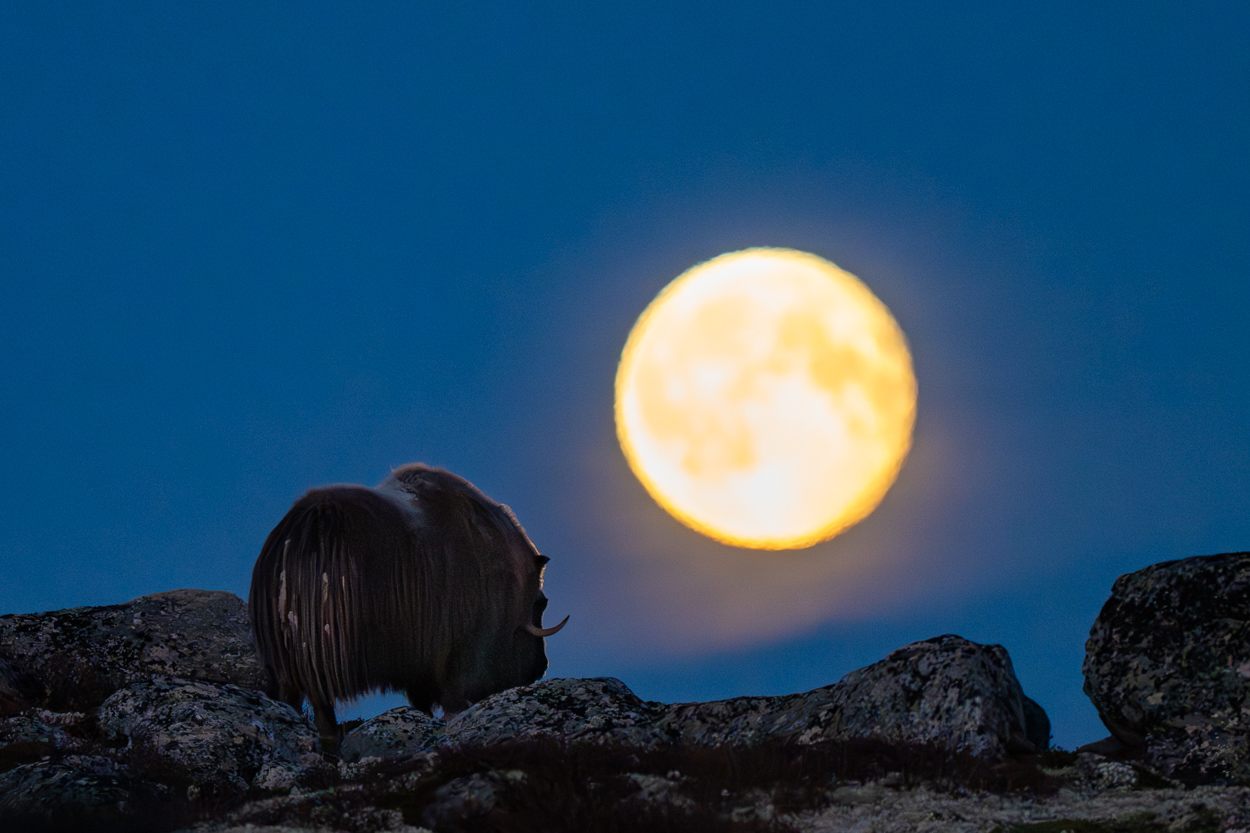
[1,552,1248,832]
[178,743,1250,833]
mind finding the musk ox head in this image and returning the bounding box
[249,463,568,748]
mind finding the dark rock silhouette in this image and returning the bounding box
[0,589,265,712]
[1,565,1248,831]
[0,658,37,714]
[661,635,1048,756]
[338,705,444,763]
[1084,551,1250,785]
[441,676,670,749]
[418,635,1047,760]
[97,676,332,800]
[0,754,173,832]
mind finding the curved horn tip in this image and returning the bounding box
[526,614,570,638]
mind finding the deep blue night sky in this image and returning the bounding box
[3,3,1248,747]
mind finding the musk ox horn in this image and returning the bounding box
[526,614,569,638]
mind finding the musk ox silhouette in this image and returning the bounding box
[249,463,567,747]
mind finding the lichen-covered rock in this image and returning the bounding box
[0,709,90,771]
[420,770,518,830]
[658,692,808,747]
[439,637,1045,762]
[342,706,445,762]
[0,754,171,830]
[97,676,331,800]
[444,677,670,747]
[824,634,1049,756]
[661,635,1048,759]
[180,740,1250,833]
[0,589,267,711]
[1077,753,1144,791]
[0,658,36,714]
[193,779,433,832]
[1083,551,1250,784]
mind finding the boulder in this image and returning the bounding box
[0,658,36,714]
[0,710,90,771]
[0,589,267,711]
[420,770,519,830]
[823,634,1049,756]
[0,587,1072,829]
[445,676,670,748]
[0,755,172,832]
[435,636,1047,761]
[661,634,1048,759]
[97,676,331,800]
[1084,551,1250,785]
[659,691,805,748]
[341,706,445,762]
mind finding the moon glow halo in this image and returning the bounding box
[615,248,917,550]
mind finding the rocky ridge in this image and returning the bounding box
[0,588,265,713]
[0,553,1247,832]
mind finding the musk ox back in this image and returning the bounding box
[249,463,567,747]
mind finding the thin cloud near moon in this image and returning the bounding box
[580,410,958,655]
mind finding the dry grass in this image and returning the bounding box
[1,727,1067,833]
[374,736,1064,833]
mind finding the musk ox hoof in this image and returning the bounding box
[318,732,343,758]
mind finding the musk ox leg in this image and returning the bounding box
[404,682,437,717]
[437,685,471,718]
[306,689,341,754]
[276,679,304,714]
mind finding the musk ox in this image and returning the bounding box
[249,463,567,747]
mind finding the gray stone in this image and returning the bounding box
[620,772,696,813]
[0,709,90,770]
[0,657,35,714]
[822,634,1048,756]
[1083,551,1250,784]
[0,587,1076,828]
[420,770,518,830]
[342,706,445,762]
[444,677,670,747]
[180,781,429,833]
[658,691,807,747]
[97,675,331,800]
[1077,754,1141,790]
[0,588,267,711]
[0,754,170,829]
[436,636,1046,762]
[661,634,1048,759]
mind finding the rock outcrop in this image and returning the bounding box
[3,558,1248,831]
[0,658,36,715]
[98,676,333,800]
[338,706,445,765]
[344,634,1046,763]
[1084,551,1250,785]
[660,635,1049,757]
[442,676,670,749]
[0,754,174,832]
[0,589,266,712]
[0,586,1060,830]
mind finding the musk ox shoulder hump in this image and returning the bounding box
[260,484,419,570]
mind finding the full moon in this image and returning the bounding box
[615,247,917,550]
